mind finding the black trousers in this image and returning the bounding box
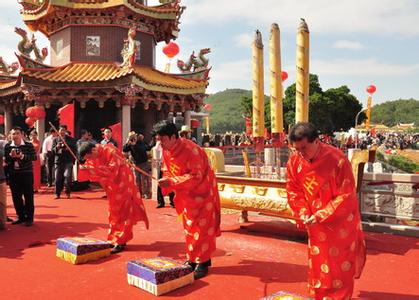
[45,152,55,185]
[55,162,73,196]
[10,172,34,221]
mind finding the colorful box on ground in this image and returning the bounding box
[127,257,194,296]
[56,237,111,265]
[261,291,312,300]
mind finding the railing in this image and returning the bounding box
[359,172,419,236]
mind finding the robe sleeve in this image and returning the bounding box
[168,151,204,190]
[314,157,357,224]
[286,158,311,224]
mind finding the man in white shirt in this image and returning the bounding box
[42,128,57,187]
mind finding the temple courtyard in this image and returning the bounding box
[0,189,418,300]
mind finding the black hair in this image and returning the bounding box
[103,127,112,132]
[78,142,96,159]
[59,124,68,130]
[11,126,23,133]
[152,120,179,139]
[49,128,55,133]
[289,122,319,143]
[80,129,88,135]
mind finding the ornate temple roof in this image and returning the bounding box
[0,62,208,95]
[20,0,184,41]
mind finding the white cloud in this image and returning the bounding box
[333,40,365,50]
[233,33,253,48]
[182,0,419,36]
[312,58,419,76]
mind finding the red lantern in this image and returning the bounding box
[25,117,35,127]
[163,42,180,59]
[0,115,4,125]
[204,103,213,111]
[25,106,46,120]
[281,71,288,81]
[366,85,376,94]
[190,119,201,129]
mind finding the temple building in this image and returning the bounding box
[0,0,210,141]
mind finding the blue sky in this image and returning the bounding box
[1,0,418,107]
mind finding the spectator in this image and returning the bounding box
[0,136,7,230]
[52,125,77,199]
[101,128,117,147]
[42,128,57,187]
[4,127,37,226]
[123,132,151,198]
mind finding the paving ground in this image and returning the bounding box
[1,189,418,300]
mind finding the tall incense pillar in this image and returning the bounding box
[205,116,210,134]
[295,18,310,123]
[269,23,284,144]
[365,96,372,129]
[252,30,265,149]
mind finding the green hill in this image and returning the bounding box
[205,89,251,133]
[371,99,419,127]
[205,89,419,133]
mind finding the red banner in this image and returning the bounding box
[58,104,75,137]
[109,122,122,151]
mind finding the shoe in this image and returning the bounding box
[47,183,52,187]
[6,217,13,223]
[54,195,60,199]
[184,261,197,270]
[156,204,165,209]
[12,219,25,225]
[170,203,175,208]
[65,193,71,199]
[25,220,33,227]
[110,244,126,254]
[194,261,211,279]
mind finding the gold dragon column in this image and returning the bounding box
[269,23,284,143]
[252,30,265,149]
[295,18,310,123]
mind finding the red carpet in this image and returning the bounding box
[1,189,418,300]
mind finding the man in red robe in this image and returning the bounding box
[79,143,149,254]
[286,123,366,300]
[153,121,221,279]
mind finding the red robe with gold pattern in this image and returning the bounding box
[161,138,221,264]
[286,143,366,300]
[84,144,149,245]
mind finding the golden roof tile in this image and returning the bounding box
[21,0,180,19]
[21,63,208,94]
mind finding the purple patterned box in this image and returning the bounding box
[56,237,110,264]
[127,257,194,296]
[56,237,109,255]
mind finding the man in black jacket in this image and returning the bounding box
[52,125,77,199]
[123,132,151,197]
[4,127,37,226]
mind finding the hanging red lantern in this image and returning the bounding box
[281,71,288,81]
[366,85,376,94]
[204,103,213,111]
[162,42,180,59]
[0,115,4,125]
[25,106,46,120]
[190,119,201,128]
[25,117,35,127]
